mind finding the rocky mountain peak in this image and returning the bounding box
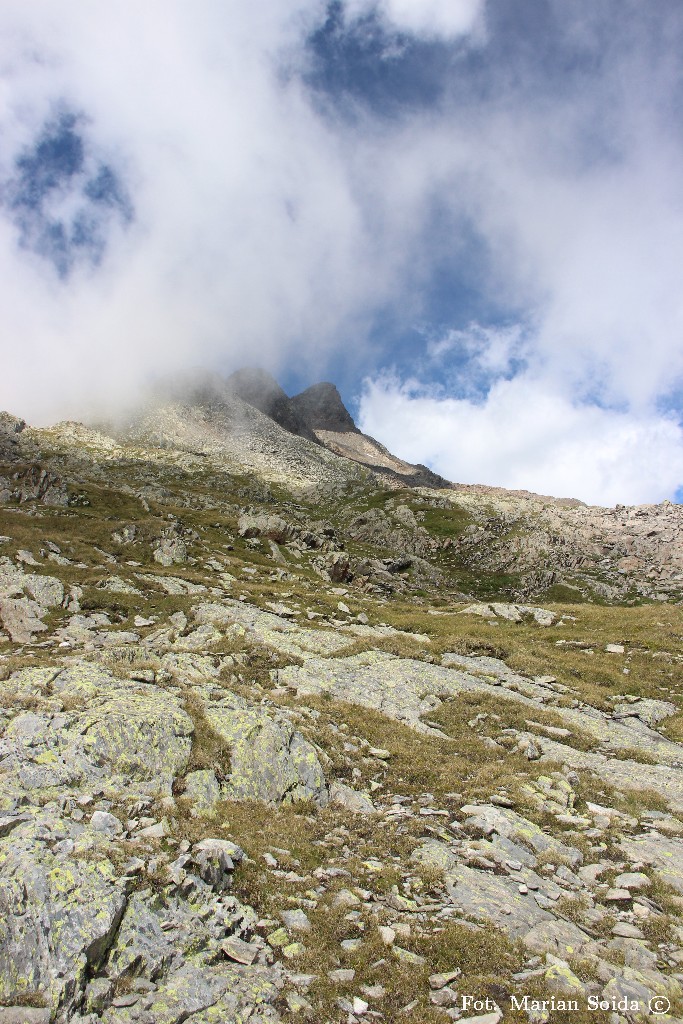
[226,368,319,443]
[291,382,359,434]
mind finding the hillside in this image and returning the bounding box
[0,380,683,1024]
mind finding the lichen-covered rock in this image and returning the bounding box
[544,958,586,995]
[612,697,678,727]
[172,622,222,652]
[0,804,282,1023]
[102,965,229,1024]
[619,833,683,892]
[408,835,590,945]
[534,734,683,812]
[411,839,458,874]
[0,560,64,642]
[460,602,556,625]
[0,815,126,1019]
[191,838,244,892]
[193,600,350,659]
[280,650,683,791]
[79,692,192,786]
[179,966,284,1023]
[105,894,173,982]
[1,664,194,801]
[604,966,681,1004]
[446,863,554,937]
[98,883,283,1023]
[1,662,329,814]
[523,919,593,957]
[184,769,222,814]
[204,695,328,807]
[277,650,451,733]
[459,804,583,867]
[96,575,143,596]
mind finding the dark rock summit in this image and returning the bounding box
[226,368,319,443]
[225,370,447,487]
[291,382,359,435]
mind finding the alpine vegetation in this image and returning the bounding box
[0,377,682,1023]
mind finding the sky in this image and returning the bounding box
[1,0,682,506]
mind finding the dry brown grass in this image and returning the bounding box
[179,690,233,780]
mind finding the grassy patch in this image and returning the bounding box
[179,691,233,780]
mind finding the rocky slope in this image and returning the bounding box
[0,381,683,1024]
[225,369,447,489]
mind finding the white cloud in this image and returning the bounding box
[467,130,683,410]
[0,1,398,422]
[426,323,530,382]
[338,73,683,414]
[345,0,485,40]
[359,373,683,506]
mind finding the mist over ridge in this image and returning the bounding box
[1,0,683,504]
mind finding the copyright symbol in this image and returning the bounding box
[649,996,671,1015]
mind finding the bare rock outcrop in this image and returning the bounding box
[0,413,25,462]
[0,560,65,642]
[227,368,319,443]
[291,382,359,435]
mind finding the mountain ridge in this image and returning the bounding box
[1,373,682,606]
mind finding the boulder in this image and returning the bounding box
[0,466,69,507]
[153,537,188,566]
[0,1010,52,1024]
[237,513,295,544]
[329,781,375,815]
[205,696,328,807]
[0,560,65,642]
[0,816,126,1017]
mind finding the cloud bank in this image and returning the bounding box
[0,1,399,419]
[359,373,683,507]
[0,0,682,504]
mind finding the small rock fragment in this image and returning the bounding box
[221,936,260,965]
[429,969,461,990]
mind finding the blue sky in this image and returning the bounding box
[1,0,682,505]
[5,110,132,278]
